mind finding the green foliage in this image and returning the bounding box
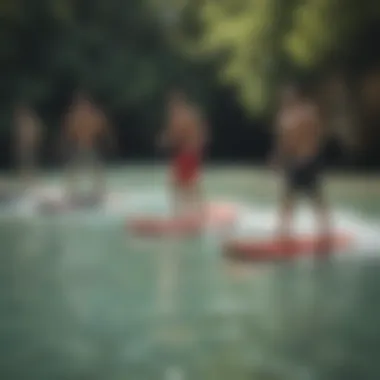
[0,0,225,140]
[2,0,380,133]
[194,0,283,113]
[1,0,184,121]
[182,0,380,114]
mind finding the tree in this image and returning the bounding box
[0,0,183,127]
[180,0,380,115]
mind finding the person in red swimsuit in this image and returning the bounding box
[158,90,208,221]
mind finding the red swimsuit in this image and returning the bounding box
[173,148,201,186]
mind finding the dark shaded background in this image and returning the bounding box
[1,0,380,170]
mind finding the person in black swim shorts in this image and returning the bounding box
[269,84,331,254]
[284,155,322,198]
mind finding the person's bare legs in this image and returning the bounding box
[17,149,37,193]
[277,188,295,249]
[92,158,106,201]
[171,181,184,221]
[170,181,203,228]
[65,148,82,202]
[66,162,79,202]
[19,165,33,193]
[312,191,331,257]
[185,180,205,222]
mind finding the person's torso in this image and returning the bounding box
[278,105,321,161]
[69,110,103,147]
[169,107,204,153]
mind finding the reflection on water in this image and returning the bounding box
[0,213,380,380]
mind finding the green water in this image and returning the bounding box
[0,166,379,380]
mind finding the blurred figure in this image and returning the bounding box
[270,85,331,254]
[61,92,114,203]
[158,90,208,220]
[13,105,43,191]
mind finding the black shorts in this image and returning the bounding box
[284,156,323,197]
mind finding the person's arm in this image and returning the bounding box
[303,104,323,151]
[269,117,284,168]
[187,109,208,151]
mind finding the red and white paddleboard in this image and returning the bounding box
[128,202,238,236]
[224,233,353,262]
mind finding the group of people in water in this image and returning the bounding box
[11,84,330,248]
[161,85,330,249]
[12,93,114,203]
